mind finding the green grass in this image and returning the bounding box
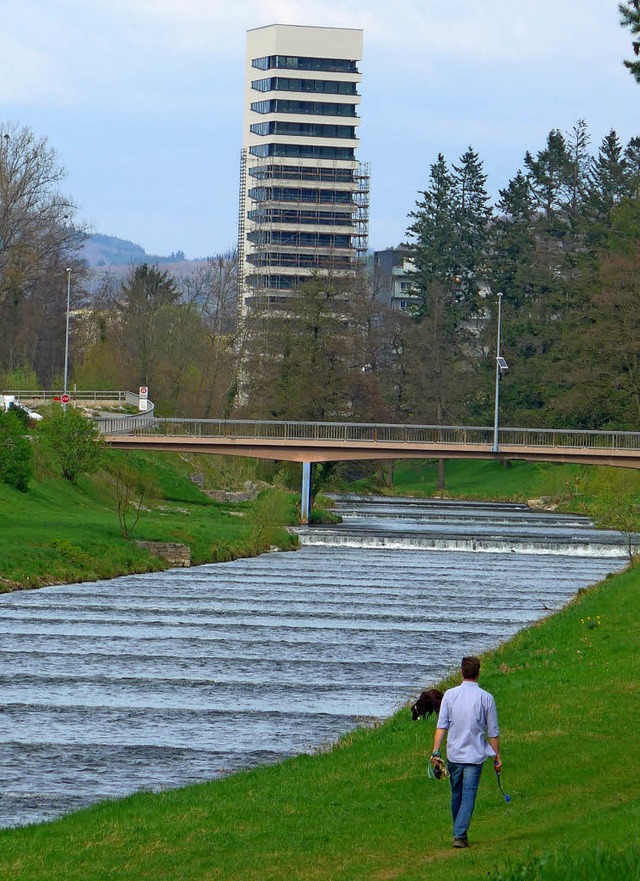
[0,451,297,591]
[385,458,588,501]
[1,565,638,880]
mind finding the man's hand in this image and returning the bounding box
[493,754,502,773]
[430,750,448,779]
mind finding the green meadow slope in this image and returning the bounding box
[1,564,638,880]
[0,450,297,592]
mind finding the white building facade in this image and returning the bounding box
[238,24,369,310]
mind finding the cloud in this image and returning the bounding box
[1,0,627,111]
[73,0,625,64]
[2,0,634,257]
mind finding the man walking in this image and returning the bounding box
[431,656,501,848]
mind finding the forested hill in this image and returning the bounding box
[81,234,189,267]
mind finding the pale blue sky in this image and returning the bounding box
[1,0,636,258]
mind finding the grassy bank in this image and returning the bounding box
[3,451,636,591]
[1,564,638,880]
[355,458,590,503]
[0,450,298,592]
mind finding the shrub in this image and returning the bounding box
[37,404,104,482]
[0,409,33,491]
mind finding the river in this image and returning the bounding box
[0,497,627,828]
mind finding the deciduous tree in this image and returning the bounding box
[0,123,86,383]
[38,405,104,482]
[240,273,361,421]
[103,457,159,539]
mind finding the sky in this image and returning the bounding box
[1,0,637,259]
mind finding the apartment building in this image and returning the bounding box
[373,248,421,310]
[238,24,369,310]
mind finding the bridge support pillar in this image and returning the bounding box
[300,462,312,524]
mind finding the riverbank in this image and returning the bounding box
[0,560,637,879]
[0,451,298,592]
[1,455,626,593]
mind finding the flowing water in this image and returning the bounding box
[0,498,628,828]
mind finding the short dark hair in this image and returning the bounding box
[461,656,481,679]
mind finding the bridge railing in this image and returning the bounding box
[95,418,640,451]
[2,389,129,403]
[3,389,155,428]
[499,427,640,450]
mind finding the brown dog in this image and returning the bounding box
[411,688,443,721]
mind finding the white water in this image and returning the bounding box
[0,498,627,828]
[295,496,630,557]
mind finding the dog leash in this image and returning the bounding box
[495,765,511,802]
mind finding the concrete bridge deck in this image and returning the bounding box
[98,418,640,469]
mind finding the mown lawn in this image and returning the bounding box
[388,458,588,502]
[1,564,638,880]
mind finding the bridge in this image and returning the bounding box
[5,391,638,522]
[96,416,640,523]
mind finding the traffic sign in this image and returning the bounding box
[61,393,70,404]
[139,386,148,397]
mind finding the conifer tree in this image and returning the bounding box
[564,119,591,224]
[405,153,458,306]
[524,129,573,227]
[452,146,493,306]
[619,0,640,84]
[586,131,629,238]
[490,171,537,307]
[624,136,640,197]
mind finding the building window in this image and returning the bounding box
[249,122,271,136]
[250,100,272,114]
[247,251,354,268]
[248,208,353,226]
[250,121,356,139]
[249,144,355,160]
[247,231,352,248]
[252,55,359,73]
[248,165,355,183]
[251,77,358,96]
[248,186,354,204]
[250,99,357,117]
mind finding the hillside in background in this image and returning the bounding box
[81,234,189,267]
[80,234,210,292]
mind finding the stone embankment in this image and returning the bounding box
[135,541,191,567]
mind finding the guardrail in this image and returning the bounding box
[3,389,155,426]
[94,418,640,451]
[2,389,129,403]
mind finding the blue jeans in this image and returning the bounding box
[447,761,484,839]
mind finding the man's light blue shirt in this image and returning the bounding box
[436,680,500,764]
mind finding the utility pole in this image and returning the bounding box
[63,268,71,412]
[492,292,506,453]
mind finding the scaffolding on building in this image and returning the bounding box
[239,155,370,304]
[237,148,248,309]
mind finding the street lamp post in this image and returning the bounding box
[492,291,507,453]
[63,268,71,411]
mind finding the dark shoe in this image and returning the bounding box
[453,837,469,848]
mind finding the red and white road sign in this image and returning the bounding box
[60,393,70,404]
[139,386,148,397]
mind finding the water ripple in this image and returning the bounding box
[0,498,624,828]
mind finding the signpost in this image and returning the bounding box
[139,387,149,412]
[60,393,70,405]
